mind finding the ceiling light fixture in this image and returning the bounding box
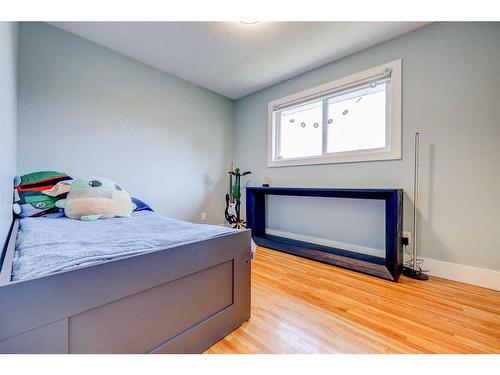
[240,21,259,25]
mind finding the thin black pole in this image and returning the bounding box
[403,131,429,280]
[413,132,419,271]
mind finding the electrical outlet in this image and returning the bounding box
[201,212,207,221]
[402,231,412,244]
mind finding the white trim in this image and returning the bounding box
[404,254,500,291]
[267,59,402,168]
[265,228,385,258]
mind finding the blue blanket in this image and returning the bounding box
[13,211,235,281]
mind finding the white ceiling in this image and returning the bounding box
[49,22,429,99]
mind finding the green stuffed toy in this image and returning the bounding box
[13,171,72,218]
[50,176,133,221]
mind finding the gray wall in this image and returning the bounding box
[0,22,18,249]
[18,22,233,224]
[14,22,500,270]
[234,22,500,270]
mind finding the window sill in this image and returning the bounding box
[267,148,401,168]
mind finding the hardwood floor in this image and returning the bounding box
[206,247,500,354]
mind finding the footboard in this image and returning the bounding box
[0,223,251,353]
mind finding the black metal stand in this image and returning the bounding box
[225,168,251,229]
[402,266,429,280]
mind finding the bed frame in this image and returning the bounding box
[0,219,251,354]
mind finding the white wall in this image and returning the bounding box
[266,196,386,257]
[234,22,500,271]
[0,22,18,249]
[17,22,234,224]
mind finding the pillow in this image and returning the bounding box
[131,197,154,213]
[13,171,72,218]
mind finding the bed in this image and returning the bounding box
[0,211,251,353]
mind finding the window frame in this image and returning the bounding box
[267,59,402,168]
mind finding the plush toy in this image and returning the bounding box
[13,171,72,218]
[52,176,133,221]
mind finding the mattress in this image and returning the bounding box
[12,211,235,282]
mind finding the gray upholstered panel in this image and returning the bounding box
[69,261,233,353]
[0,319,68,354]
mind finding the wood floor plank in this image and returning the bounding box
[206,247,500,354]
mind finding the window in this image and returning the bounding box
[268,60,401,167]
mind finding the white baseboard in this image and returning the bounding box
[265,228,384,258]
[404,254,500,291]
[420,257,500,291]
